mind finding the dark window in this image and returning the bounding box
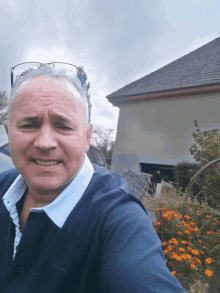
[140,163,175,183]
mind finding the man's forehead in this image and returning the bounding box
[16,76,80,99]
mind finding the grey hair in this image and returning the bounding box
[7,64,89,124]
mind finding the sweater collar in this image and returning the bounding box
[3,154,94,228]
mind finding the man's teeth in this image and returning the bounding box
[35,160,60,166]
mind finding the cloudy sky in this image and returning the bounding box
[0,0,219,139]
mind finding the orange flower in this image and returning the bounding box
[216,232,219,235]
[154,228,157,232]
[184,215,191,219]
[177,231,182,235]
[170,271,176,276]
[203,246,207,249]
[155,221,161,226]
[178,248,185,252]
[181,254,188,260]
[163,250,169,255]
[162,242,168,247]
[205,258,214,264]
[184,229,191,235]
[167,245,175,252]
[171,253,177,259]
[207,231,214,235]
[187,247,192,251]
[195,258,202,264]
[200,251,204,255]
[175,255,183,261]
[166,217,172,222]
[191,249,199,255]
[155,208,161,212]
[172,211,178,218]
[196,211,201,215]
[190,221,196,226]
[198,240,202,244]
[162,208,169,213]
[162,212,170,219]
[190,263,196,269]
[205,270,213,277]
[181,240,188,244]
[177,215,183,219]
[188,235,193,239]
[205,215,210,219]
[169,238,175,243]
[169,238,178,245]
[176,224,180,227]
[193,227,199,232]
[186,254,192,259]
[211,239,217,242]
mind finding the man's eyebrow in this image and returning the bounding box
[17,115,73,125]
[50,114,71,123]
[18,116,40,123]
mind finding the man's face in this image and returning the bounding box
[6,76,92,195]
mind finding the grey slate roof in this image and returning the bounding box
[107,37,220,101]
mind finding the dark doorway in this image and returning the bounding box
[140,163,175,185]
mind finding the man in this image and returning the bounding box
[0,63,186,292]
[156,170,161,184]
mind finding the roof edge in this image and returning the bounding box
[107,84,220,107]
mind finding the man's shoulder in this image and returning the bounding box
[0,168,19,179]
[0,168,19,197]
[92,164,130,194]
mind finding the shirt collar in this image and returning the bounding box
[3,154,94,228]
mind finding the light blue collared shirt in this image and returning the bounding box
[2,154,94,258]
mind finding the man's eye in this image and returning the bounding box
[21,124,38,128]
[57,126,72,130]
[54,124,72,130]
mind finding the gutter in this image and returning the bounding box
[107,84,220,107]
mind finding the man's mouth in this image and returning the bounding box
[32,159,61,166]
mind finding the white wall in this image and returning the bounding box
[111,91,220,173]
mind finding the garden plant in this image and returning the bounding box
[142,187,220,292]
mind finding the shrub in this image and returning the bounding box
[189,119,220,165]
[173,160,202,193]
[142,187,220,292]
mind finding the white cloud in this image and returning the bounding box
[0,0,220,136]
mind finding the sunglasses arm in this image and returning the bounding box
[11,68,14,88]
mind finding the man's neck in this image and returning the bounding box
[19,188,60,232]
[24,188,61,208]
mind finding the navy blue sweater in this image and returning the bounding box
[0,165,186,293]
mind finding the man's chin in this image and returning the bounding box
[26,180,67,196]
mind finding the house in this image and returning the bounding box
[106,37,220,181]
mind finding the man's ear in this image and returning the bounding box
[4,125,9,136]
[85,124,93,151]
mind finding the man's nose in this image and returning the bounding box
[34,125,57,150]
